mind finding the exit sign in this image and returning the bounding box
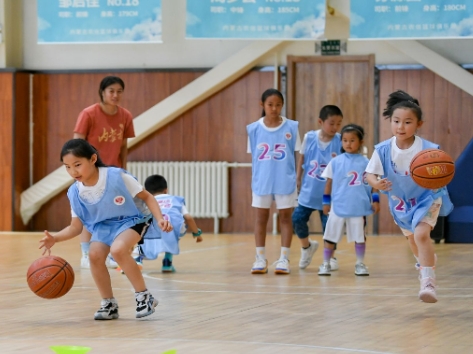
[321,40,341,56]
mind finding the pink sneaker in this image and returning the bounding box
[419,277,438,303]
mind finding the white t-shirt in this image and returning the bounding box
[71,167,143,217]
[247,117,301,153]
[365,136,423,176]
[321,159,334,179]
[300,130,330,154]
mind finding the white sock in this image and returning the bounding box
[280,247,290,260]
[420,266,436,279]
[256,247,266,260]
[414,255,420,264]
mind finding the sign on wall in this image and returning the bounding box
[351,0,473,39]
[38,0,162,43]
[186,0,326,40]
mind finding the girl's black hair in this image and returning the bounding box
[98,76,125,102]
[319,105,343,121]
[144,174,168,195]
[340,124,364,153]
[383,90,422,121]
[60,139,107,167]
[261,88,284,117]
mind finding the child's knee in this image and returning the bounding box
[292,209,306,225]
[89,248,107,263]
[110,244,130,260]
[324,240,336,249]
[279,210,292,223]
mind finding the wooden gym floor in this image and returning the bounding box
[1,232,473,354]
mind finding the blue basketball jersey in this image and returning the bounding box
[329,153,373,217]
[247,118,299,195]
[298,131,342,209]
[375,138,454,233]
[140,195,186,259]
[68,167,151,246]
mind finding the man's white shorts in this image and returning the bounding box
[252,190,298,209]
[323,211,365,243]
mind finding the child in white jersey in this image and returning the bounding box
[292,105,343,271]
[39,139,172,320]
[247,88,301,274]
[365,90,453,303]
[139,174,202,273]
[317,124,379,276]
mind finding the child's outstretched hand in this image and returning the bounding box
[193,228,203,243]
[376,178,392,192]
[158,219,173,232]
[40,230,56,256]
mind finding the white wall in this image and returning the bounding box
[22,0,473,70]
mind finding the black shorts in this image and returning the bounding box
[131,221,150,243]
[130,222,149,238]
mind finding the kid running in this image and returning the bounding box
[365,90,453,303]
[39,139,172,319]
[138,174,202,273]
[317,124,379,276]
[247,88,301,274]
[292,105,343,270]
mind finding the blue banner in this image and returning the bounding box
[351,0,473,39]
[38,0,162,43]
[186,0,326,40]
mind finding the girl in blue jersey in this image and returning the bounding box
[292,105,343,270]
[247,88,301,274]
[140,174,202,273]
[39,139,172,320]
[317,124,379,276]
[366,90,453,303]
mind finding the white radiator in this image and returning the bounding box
[127,161,251,233]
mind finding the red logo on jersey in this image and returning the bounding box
[114,196,125,205]
[331,152,337,158]
[285,132,292,140]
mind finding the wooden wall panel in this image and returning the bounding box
[0,73,13,231]
[13,73,31,231]
[16,67,473,235]
[130,70,274,233]
[378,69,473,234]
[30,70,273,233]
[31,71,204,231]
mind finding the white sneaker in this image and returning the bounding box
[94,298,119,320]
[105,254,119,269]
[330,257,339,271]
[251,258,268,274]
[80,254,90,269]
[318,262,331,276]
[354,262,369,276]
[299,240,319,269]
[419,277,438,303]
[274,258,290,274]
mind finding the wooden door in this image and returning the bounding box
[287,55,376,234]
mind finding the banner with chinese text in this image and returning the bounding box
[351,0,473,39]
[38,0,162,43]
[186,0,326,40]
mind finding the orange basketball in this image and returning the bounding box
[27,255,75,299]
[409,149,455,189]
